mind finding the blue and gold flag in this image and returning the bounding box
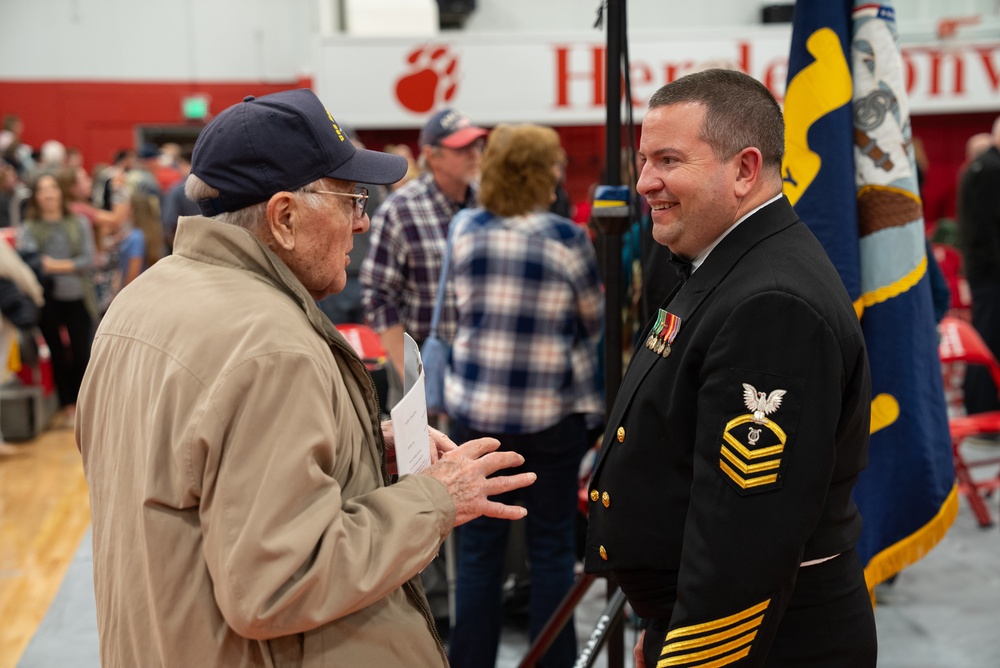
[783,0,957,594]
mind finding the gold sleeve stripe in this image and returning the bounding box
[723,431,784,459]
[658,614,765,653]
[664,599,770,641]
[720,445,781,474]
[720,460,779,489]
[657,630,757,666]
[657,645,751,668]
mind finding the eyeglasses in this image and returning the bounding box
[303,186,370,218]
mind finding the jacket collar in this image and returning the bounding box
[664,195,799,322]
[173,215,345,346]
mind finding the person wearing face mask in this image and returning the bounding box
[584,69,876,667]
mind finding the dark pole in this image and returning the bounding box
[604,0,623,412]
[603,3,626,668]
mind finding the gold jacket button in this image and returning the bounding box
[590,489,599,502]
[602,492,610,508]
[599,545,608,560]
[617,426,625,443]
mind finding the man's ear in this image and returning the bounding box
[734,147,763,198]
[420,144,436,165]
[265,192,296,251]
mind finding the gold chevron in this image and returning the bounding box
[720,461,779,489]
[723,429,785,459]
[725,415,787,447]
[720,445,781,474]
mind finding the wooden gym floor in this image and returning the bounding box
[0,426,90,668]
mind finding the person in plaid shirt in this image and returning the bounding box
[445,124,604,668]
[360,108,488,380]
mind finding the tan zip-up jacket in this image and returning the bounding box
[78,215,454,667]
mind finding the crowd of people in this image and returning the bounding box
[1,117,182,435]
[0,70,998,667]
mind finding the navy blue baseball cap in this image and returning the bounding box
[418,108,488,148]
[191,89,407,216]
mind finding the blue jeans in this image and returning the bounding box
[448,414,587,668]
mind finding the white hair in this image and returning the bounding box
[183,174,334,230]
[39,140,67,167]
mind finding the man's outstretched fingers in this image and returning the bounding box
[477,450,525,476]
[484,471,536,497]
[451,437,501,460]
[481,499,529,520]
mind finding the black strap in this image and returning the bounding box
[429,217,457,338]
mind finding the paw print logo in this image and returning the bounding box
[395,45,459,114]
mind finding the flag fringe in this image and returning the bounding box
[864,484,959,604]
[853,255,927,318]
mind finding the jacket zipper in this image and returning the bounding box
[327,329,444,655]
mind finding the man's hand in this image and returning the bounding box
[381,422,458,475]
[634,629,646,668]
[381,420,398,475]
[428,426,457,463]
[421,437,535,526]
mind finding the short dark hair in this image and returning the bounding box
[113,149,135,164]
[648,69,784,172]
[479,124,565,217]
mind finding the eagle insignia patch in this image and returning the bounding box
[742,384,786,423]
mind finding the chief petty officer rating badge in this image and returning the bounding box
[718,383,788,493]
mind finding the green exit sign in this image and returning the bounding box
[182,95,210,121]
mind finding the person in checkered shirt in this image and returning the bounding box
[444,123,604,668]
[360,108,488,382]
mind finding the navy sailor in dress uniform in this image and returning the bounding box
[584,69,878,667]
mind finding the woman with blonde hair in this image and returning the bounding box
[446,124,604,668]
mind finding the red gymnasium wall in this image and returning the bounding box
[0,79,312,168]
[1,79,994,230]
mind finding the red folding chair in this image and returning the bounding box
[931,243,971,320]
[335,323,391,414]
[938,316,1000,527]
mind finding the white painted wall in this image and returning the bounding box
[463,0,1000,35]
[0,0,317,80]
[462,0,762,32]
[0,0,997,81]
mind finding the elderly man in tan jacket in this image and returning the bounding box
[76,89,535,667]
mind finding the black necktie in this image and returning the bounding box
[668,252,693,282]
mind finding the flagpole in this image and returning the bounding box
[602,0,624,411]
[602,2,626,667]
